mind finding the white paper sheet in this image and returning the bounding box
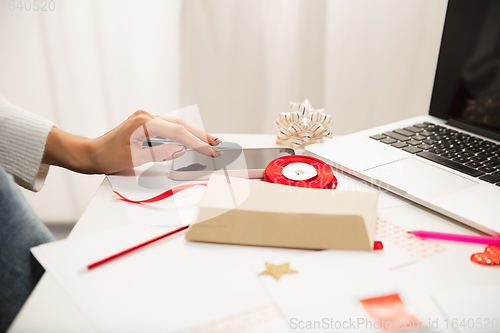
[32,221,417,333]
[253,253,424,333]
[432,285,500,333]
[303,241,417,271]
[32,225,312,333]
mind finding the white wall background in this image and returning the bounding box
[0,0,448,223]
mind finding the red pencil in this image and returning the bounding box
[87,225,189,270]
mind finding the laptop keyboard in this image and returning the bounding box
[370,122,500,186]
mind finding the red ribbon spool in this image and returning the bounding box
[264,155,337,189]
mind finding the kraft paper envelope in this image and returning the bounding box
[186,174,379,251]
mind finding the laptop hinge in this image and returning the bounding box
[446,119,500,143]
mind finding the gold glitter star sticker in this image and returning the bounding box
[258,263,298,280]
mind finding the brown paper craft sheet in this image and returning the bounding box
[186,174,379,251]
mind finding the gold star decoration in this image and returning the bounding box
[258,262,298,280]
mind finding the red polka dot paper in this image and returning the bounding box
[376,218,446,260]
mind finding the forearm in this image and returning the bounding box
[41,110,220,176]
[42,127,98,174]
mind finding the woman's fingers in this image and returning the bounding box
[159,115,221,146]
[141,118,222,157]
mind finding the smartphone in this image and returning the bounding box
[170,146,295,181]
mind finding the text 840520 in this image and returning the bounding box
[2,0,55,11]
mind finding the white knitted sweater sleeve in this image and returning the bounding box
[0,93,54,192]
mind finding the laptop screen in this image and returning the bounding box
[429,0,500,140]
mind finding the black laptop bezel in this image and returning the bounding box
[427,0,500,142]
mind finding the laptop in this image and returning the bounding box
[306,0,500,236]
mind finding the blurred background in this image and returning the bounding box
[0,0,447,230]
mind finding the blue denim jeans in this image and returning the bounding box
[0,166,54,333]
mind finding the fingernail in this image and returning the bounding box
[213,151,224,157]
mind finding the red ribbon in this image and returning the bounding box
[264,155,338,189]
[113,183,207,204]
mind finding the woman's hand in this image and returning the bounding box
[42,110,221,174]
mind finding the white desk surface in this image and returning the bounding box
[9,134,500,333]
